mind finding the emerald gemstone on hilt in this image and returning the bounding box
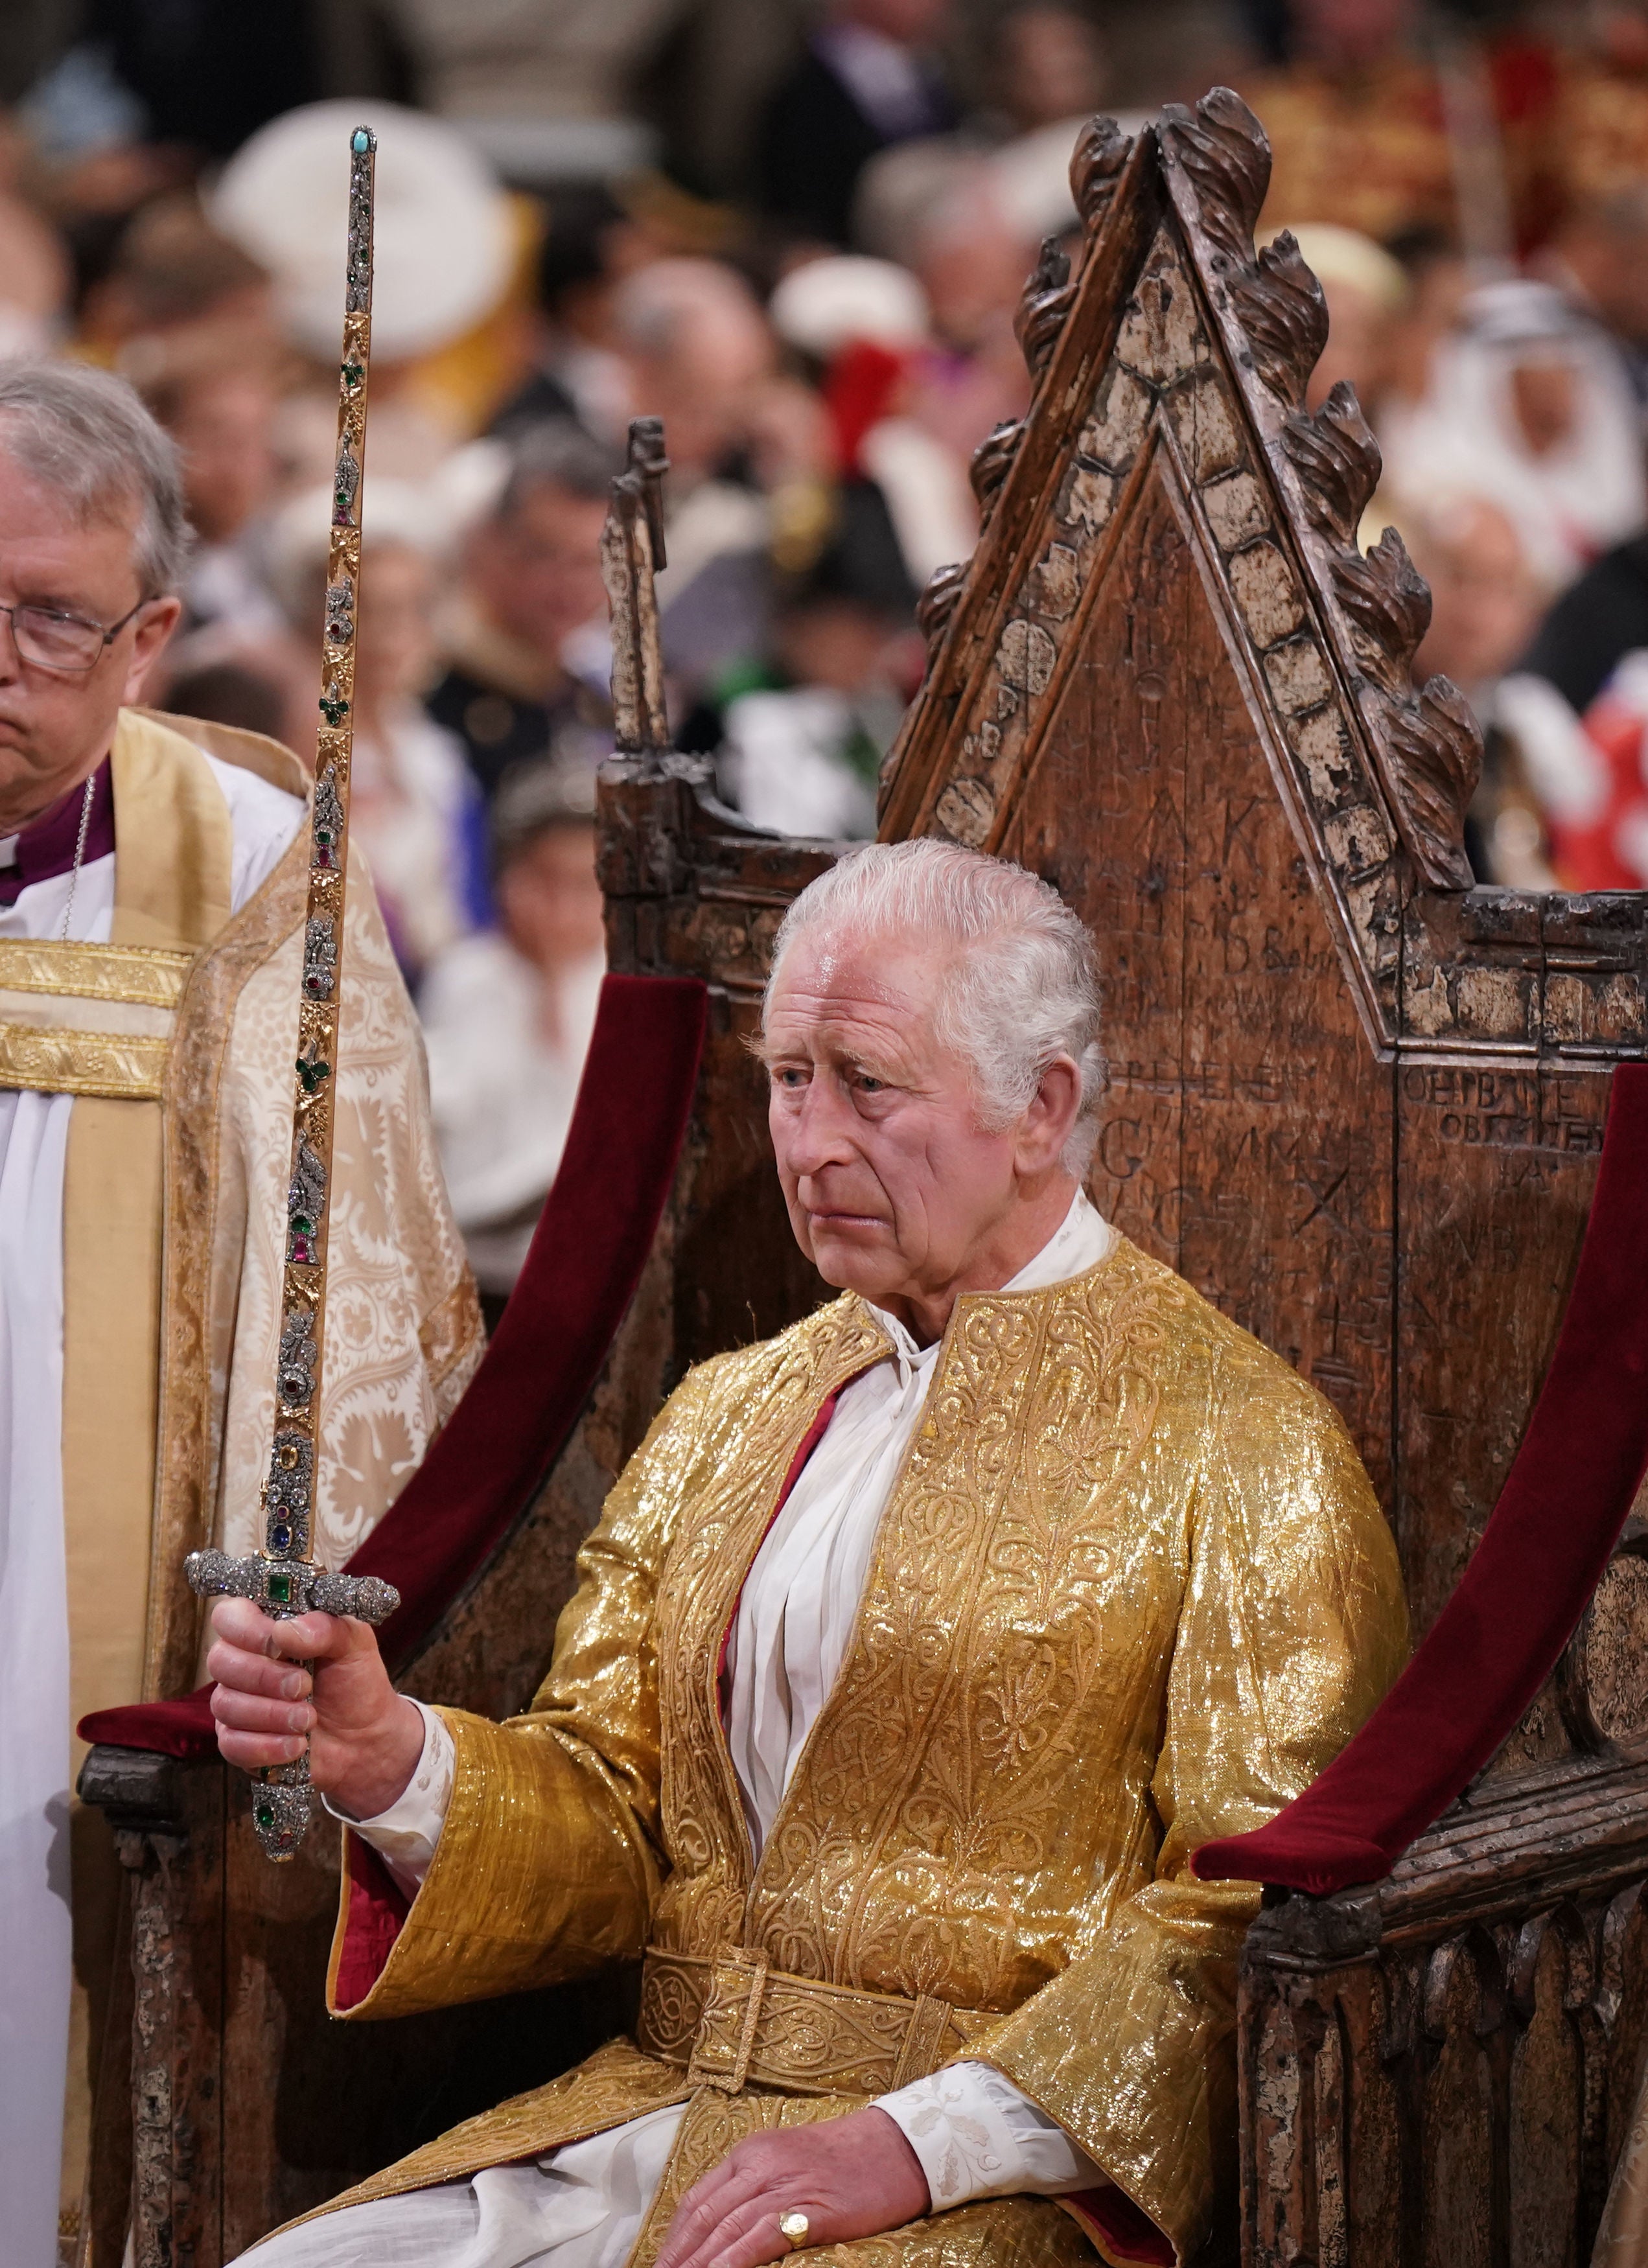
[341,360,364,389]
[266,1568,294,1608]
[255,1800,275,1832]
[296,1041,331,1094]
[318,691,349,727]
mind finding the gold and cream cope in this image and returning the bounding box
[186,125,399,1862]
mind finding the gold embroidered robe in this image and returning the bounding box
[47,707,482,2232]
[316,1240,1406,2265]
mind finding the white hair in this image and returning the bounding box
[766,839,1106,1175]
[0,359,191,596]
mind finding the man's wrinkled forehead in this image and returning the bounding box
[763,928,946,1049]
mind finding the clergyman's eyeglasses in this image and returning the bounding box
[0,597,151,675]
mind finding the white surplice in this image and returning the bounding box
[0,757,302,2268]
[249,1194,1117,2268]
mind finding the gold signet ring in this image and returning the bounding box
[778,2212,811,2251]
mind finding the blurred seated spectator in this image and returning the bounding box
[1269,224,1408,420]
[139,346,286,640]
[1240,0,1557,251]
[1397,491,1553,885]
[419,763,606,1309]
[0,134,71,358]
[756,0,958,249]
[427,419,619,802]
[76,193,276,369]
[1379,226,1470,434]
[770,253,975,588]
[1537,183,1648,411]
[490,185,643,445]
[982,4,1109,139]
[1378,278,1648,594]
[853,137,1036,466]
[612,257,835,702]
[270,481,487,983]
[160,658,291,745]
[691,480,920,840]
[1495,522,1648,889]
[213,100,517,459]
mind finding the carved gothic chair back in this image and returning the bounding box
[601,90,1648,2268]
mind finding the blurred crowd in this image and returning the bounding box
[6,0,1648,1292]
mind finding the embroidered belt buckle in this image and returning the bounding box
[687,1950,770,2093]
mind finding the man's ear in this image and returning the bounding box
[123,596,183,704]
[1015,1054,1082,1175]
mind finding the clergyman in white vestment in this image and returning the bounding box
[0,360,482,2267]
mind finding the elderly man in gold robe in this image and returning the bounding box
[0,359,482,2267]
[209,838,1406,2268]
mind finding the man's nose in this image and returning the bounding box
[778,1081,859,1175]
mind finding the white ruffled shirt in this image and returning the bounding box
[342,1190,1115,2216]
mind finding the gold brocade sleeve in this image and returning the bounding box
[971,1356,1409,2265]
[326,1360,726,2021]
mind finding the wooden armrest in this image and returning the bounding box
[1239,1749,1648,2267]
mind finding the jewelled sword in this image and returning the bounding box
[186,124,399,1862]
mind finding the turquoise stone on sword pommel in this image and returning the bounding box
[353,127,373,153]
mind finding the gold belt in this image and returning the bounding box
[638,1946,986,2099]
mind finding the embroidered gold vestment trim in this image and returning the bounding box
[0,938,194,1100]
[0,936,192,1006]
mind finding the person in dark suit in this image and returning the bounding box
[756,0,958,249]
[426,421,620,804]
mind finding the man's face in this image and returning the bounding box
[498,820,605,975]
[763,931,1034,1315]
[0,450,181,832]
[170,375,278,546]
[467,480,609,669]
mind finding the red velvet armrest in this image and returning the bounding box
[1195,1060,1648,1895]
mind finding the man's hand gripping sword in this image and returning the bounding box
[186,124,397,1860]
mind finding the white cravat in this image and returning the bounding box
[346,1190,1116,2213]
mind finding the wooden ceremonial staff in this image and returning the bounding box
[186,123,399,1861]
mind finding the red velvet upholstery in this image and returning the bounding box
[79,973,708,1761]
[1194,1060,1648,1895]
[1062,2187,1175,2267]
[331,1833,413,2013]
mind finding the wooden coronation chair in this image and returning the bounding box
[86,89,1648,2268]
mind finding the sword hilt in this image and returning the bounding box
[185,1547,399,1626]
[185,1549,400,1860]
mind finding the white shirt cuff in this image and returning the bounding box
[323,1698,456,1901]
[876,2061,1108,2210]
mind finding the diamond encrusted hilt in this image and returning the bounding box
[185,1549,399,1859]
